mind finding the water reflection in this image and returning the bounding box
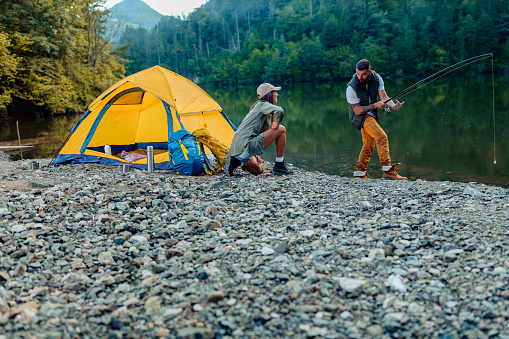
[1,76,507,187]
[1,114,82,160]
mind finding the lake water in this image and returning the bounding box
[2,75,508,187]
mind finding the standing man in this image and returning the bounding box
[346,59,407,180]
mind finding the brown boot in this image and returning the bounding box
[354,171,368,179]
[382,163,407,180]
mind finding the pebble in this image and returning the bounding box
[206,292,225,303]
[339,278,366,292]
[10,225,26,233]
[463,187,481,196]
[385,274,407,292]
[130,235,148,244]
[261,247,275,255]
[0,156,507,338]
[97,251,114,265]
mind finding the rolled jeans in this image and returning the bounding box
[357,115,391,172]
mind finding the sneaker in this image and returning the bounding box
[272,161,293,175]
[224,154,241,176]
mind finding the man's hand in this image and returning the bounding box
[373,101,387,109]
[271,122,280,130]
[392,100,404,111]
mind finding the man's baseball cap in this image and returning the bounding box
[257,83,281,98]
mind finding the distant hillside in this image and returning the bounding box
[107,0,163,41]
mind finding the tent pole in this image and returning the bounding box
[48,131,73,167]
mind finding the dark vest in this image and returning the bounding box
[347,70,380,130]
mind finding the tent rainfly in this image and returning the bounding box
[50,66,236,169]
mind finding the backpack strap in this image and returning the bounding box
[178,139,189,160]
[199,142,217,175]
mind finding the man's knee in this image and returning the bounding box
[362,145,375,154]
[278,125,286,135]
[376,132,388,143]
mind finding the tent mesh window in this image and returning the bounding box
[113,91,144,105]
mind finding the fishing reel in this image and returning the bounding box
[383,107,391,114]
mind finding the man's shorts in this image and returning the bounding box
[244,133,265,156]
[234,150,253,163]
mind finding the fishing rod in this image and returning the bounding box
[383,53,493,112]
[382,53,497,165]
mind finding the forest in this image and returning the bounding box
[0,0,508,117]
[0,0,126,118]
[120,0,509,84]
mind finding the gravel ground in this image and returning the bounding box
[0,155,508,339]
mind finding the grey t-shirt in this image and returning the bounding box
[229,101,284,156]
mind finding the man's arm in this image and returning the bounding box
[351,101,386,116]
[379,89,404,111]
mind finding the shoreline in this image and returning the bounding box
[1,157,508,338]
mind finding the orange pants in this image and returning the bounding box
[357,116,391,171]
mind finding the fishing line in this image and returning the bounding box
[384,54,493,103]
[491,55,496,165]
[383,53,497,165]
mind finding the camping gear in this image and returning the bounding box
[147,146,154,173]
[168,129,205,176]
[121,164,130,173]
[192,127,229,174]
[49,66,236,170]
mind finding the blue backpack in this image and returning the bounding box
[168,129,205,176]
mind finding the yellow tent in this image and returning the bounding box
[50,66,236,169]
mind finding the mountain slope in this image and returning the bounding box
[110,0,163,29]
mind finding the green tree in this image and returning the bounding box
[297,35,330,80]
[264,48,288,82]
[326,46,357,79]
[0,0,125,116]
[0,28,19,116]
[321,15,341,49]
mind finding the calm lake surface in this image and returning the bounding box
[2,75,508,187]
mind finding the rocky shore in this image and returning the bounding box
[0,155,508,338]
